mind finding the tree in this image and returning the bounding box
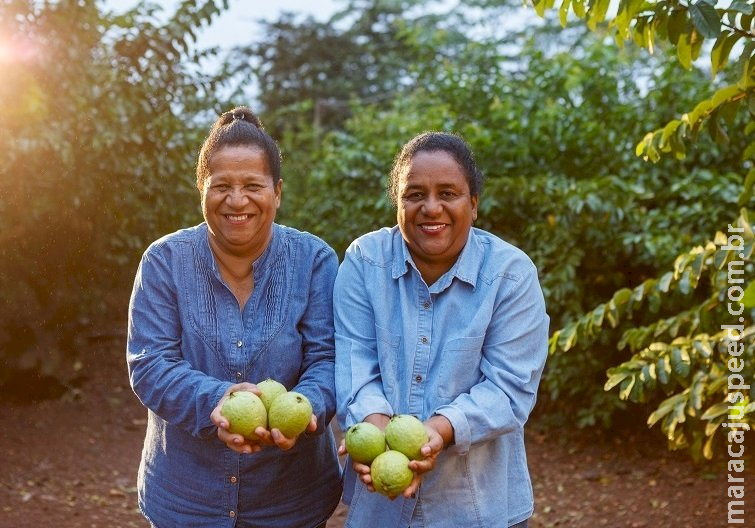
[524,0,754,458]
[0,0,232,394]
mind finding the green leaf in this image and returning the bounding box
[711,31,742,77]
[648,393,685,426]
[667,8,688,46]
[711,85,741,109]
[692,339,713,358]
[657,356,671,385]
[587,0,611,31]
[618,375,636,400]
[677,32,693,69]
[701,402,730,420]
[689,1,722,39]
[605,370,630,391]
[557,322,579,351]
[728,0,754,15]
[657,271,673,293]
[741,281,755,308]
[670,347,691,378]
[559,0,572,27]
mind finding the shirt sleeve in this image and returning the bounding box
[291,244,339,435]
[435,263,550,454]
[333,245,394,430]
[126,244,231,439]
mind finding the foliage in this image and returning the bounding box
[524,0,755,457]
[0,0,232,392]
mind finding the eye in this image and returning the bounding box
[403,191,424,202]
[212,184,231,192]
[244,184,263,192]
[440,190,459,199]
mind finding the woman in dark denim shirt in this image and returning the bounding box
[127,106,342,527]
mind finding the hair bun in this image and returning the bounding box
[224,106,264,129]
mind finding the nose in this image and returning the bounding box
[422,195,442,216]
[227,186,249,207]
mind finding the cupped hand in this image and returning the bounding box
[259,414,318,451]
[210,382,263,454]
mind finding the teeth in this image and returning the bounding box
[227,215,248,221]
[422,224,444,231]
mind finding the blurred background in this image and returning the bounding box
[0,0,752,466]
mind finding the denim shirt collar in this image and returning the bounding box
[390,226,482,291]
[199,222,281,281]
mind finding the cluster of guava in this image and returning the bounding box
[221,378,313,440]
[345,414,428,497]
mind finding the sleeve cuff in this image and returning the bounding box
[434,405,470,454]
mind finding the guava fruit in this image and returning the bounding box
[385,414,428,460]
[221,391,267,440]
[345,422,386,464]
[370,450,413,497]
[267,391,313,438]
[256,378,287,410]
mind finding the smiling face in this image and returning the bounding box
[201,145,281,260]
[396,150,478,285]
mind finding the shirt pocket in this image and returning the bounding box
[375,324,401,401]
[437,335,485,400]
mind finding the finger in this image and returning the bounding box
[271,428,296,451]
[306,414,318,433]
[254,427,275,446]
[352,461,371,475]
[402,474,422,498]
[408,457,435,474]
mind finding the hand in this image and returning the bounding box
[402,415,453,499]
[338,413,391,494]
[210,382,263,454]
[258,414,318,451]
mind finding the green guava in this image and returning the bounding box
[221,391,267,440]
[256,378,288,410]
[345,422,386,465]
[370,450,413,497]
[385,414,428,460]
[267,391,313,438]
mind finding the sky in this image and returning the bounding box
[102,0,343,50]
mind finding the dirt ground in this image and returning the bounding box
[1,326,752,528]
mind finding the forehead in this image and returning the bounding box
[207,146,271,178]
[399,150,468,188]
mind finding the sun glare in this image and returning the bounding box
[0,35,39,65]
[0,39,12,63]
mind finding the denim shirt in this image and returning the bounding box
[334,226,549,528]
[127,223,342,528]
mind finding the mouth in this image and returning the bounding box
[419,223,447,233]
[225,214,250,223]
[418,224,448,236]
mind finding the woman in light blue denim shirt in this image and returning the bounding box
[127,106,342,528]
[334,132,549,528]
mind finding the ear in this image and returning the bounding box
[275,179,283,208]
[471,194,478,222]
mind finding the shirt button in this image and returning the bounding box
[415,375,422,383]
[421,336,428,344]
[236,340,243,348]
[229,510,236,518]
[236,372,242,379]
[230,476,237,484]
[423,301,430,309]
